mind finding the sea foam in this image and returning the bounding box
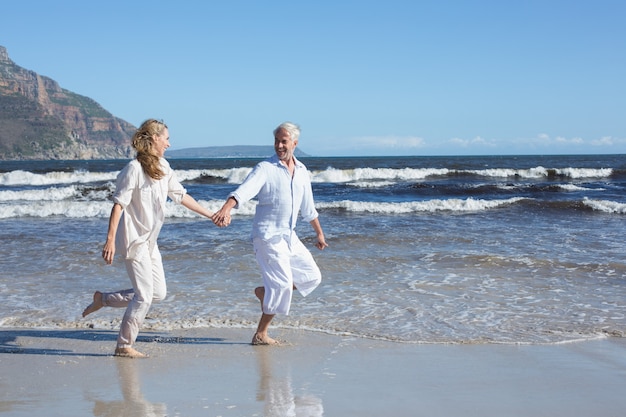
[0,170,117,186]
[583,198,626,213]
[317,197,527,214]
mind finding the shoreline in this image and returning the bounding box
[1,327,625,416]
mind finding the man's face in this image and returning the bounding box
[274,128,297,162]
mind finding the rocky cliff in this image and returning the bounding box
[0,45,135,160]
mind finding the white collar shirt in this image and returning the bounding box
[112,158,186,259]
[229,154,318,242]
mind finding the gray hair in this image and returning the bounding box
[273,122,300,142]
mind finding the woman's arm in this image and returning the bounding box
[102,203,123,264]
[181,193,215,220]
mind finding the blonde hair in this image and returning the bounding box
[132,119,167,180]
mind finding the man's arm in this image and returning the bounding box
[309,217,328,250]
[212,196,238,227]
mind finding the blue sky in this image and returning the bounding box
[2,0,625,156]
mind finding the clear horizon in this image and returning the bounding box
[164,144,626,159]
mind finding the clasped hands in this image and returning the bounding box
[211,210,231,227]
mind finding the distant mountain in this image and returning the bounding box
[166,145,310,159]
[0,45,135,160]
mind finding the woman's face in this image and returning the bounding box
[152,127,170,157]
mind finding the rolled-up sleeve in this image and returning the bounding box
[299,176,318,222]
[167,169,187,204]
[112,162,138,208]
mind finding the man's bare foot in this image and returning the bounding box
[254,287,264,311]
[251,333,281,346]
[82,291,104,317]
[114,347,148,358]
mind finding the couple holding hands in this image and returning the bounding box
[82,119,328,358]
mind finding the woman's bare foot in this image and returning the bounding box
[114,347,148,358]
[82,291,104,317]
[251,332,281,346]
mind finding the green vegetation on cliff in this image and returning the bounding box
[0,45,135,160]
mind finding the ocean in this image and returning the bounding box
[1,154,625,345]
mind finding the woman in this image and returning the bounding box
[82,119,223,358]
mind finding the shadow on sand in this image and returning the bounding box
[0,328,246,356]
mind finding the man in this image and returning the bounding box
[213,122,328,345]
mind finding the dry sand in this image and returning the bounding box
[1,327,625,416]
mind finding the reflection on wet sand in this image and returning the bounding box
[91,359,166,417]
[255,347,323,416]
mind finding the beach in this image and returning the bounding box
[2,154,626,415]
[1,328,625,416]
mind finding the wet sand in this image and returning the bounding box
[1,327,625,416]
